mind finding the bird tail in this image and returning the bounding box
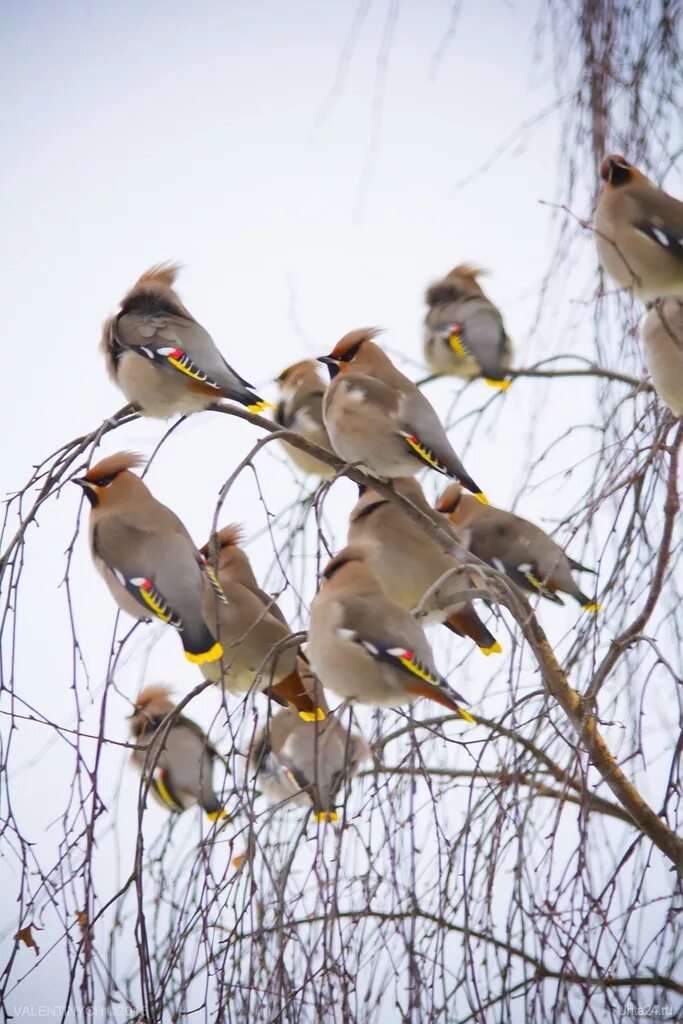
[571,588,602,612]
[204,800,229,823]
[268,669,327,722]
[403,679,475,723]
[443,609,502,656]
[181,620,223,665]
[567,557,597,575]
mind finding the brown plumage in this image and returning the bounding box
[274,360,334,477]
[595,154,683,301]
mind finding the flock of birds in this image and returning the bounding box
[72,153,683,825]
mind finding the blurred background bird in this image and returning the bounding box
[308,545,474,720]
[423,263,513,388]
[319,328,487,500]
[74,451,224,663]
[248,704,370,823]
[595,155,683,302]
[347,478,501,655]
[200,524,326,720]
[639,299,683,416]
[101,262,270,417]
[436,483,600,611]
[129,684,228,821]
[273,359,335,477]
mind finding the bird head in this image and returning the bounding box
[275,359,324,391]
[73,451,145,508]
[435,482,464,515]
[129,684,175,737]
[318,328,383,379]
[599,154,633,187]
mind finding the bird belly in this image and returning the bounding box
[424,335,480,378]
[643,335,683,415]
[96,560,150,620]
[117,352,212,418]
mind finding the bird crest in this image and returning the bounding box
[83,451,145,482]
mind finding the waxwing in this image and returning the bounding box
[347,478,501,655]
[274,360,334,476]
[249,706,370,822]
[595,155,683,302]
[100,262,270,418]
[639,299,683,416]
[436,483,600,611]
[129,685,228,820]
[319,329,487,501]
[200,525,326,721]
[307,546,474,720]
[423,263,513,388]
[74,452,223,663]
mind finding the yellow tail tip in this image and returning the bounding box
[185,640,224,665]
[298,708,326,722]
[314,811,339,823]
[483,378,510,391]
[247,400,274,413]
[480,641,503,656]
[206,809,229,822]
[474,492,489,505]
[582,602,602,613]
[457,708,476,724]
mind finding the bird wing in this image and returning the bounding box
[629,186,683,258]
[397,390,484,496]
[112,312,265,405]
[275,390,325,431]
[471,522,565,604]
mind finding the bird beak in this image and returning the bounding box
[317,356,340,381]
[73,475,98,506]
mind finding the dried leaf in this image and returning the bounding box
[15,924,41,956]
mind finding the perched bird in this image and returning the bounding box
[595,155,683,301]
[319,329,486,501]
[274,360,335,477]
[249,706,370,822]
[639,299,683,416]
[347,478,501,655]
[200,525,326,721]
[74,451,223,664]
[129,685,228,820]
[423,263,513,388]
[100,262,270,418]
[308,545,474,720]
[436,483,600,611]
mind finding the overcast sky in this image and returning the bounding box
[2,1,667,1017]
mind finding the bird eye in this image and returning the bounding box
[339,343,362,363]
[92,474,116,487]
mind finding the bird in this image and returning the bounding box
[423,263,513,388]
[318,328,487,501]
[248,706,370,823]
[74,451,224,663]
[347,478,501,655]
[436,483,600,611]
[595,155,683,302]
[200,525,326,721]
[273,360,335,476]
[129,685,228,820]
[639,299,683,416]
[100,262,271,418]
[307,545,474,720]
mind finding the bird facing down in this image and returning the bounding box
[436,483,600,611]
[639,299,683,416]
[200,524,326,722]
[307,545,474,721]
[347,478,501,656]
[319,328,487,501]
[249,707,370,823]
[595,155,683,302]
[423,263,513,388]
[274,360,335,477]
[74,451,223,664]
[129,684,228,820]
[100,262,270,418]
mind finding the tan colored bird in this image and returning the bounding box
[639,299,683,416]
[423,264,513,388]
[595,155,683,301]
[100,262,270,418]
[200,525,326,721]
[347,478,501,655]
[307,546,474,720]
[74,452,224,663]
[436,483,600,611]
[129,685,228,820]
[319,329,487,501]
[249,706,370,822]
[273,360,334,476]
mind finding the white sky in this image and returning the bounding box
[2,1,675,1018]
